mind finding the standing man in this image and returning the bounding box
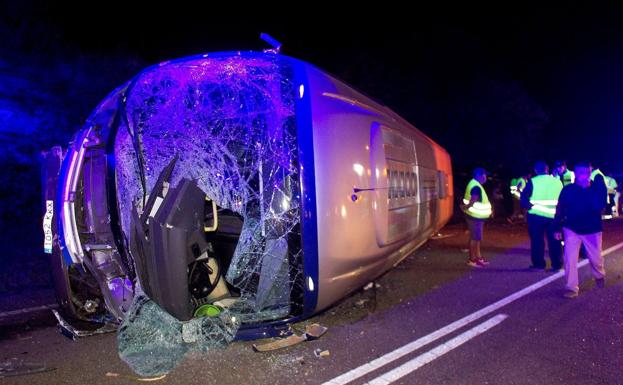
[508,174,528,224]
[590,166,606,186]
[521,161,563,271]
[554,161,574,186]
[554,162,607,298]
[462,167,492,267]
[590,166,608,219]
[604,172,618,218]
[552,163,562,179]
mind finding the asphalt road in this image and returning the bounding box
[2,219,623,385]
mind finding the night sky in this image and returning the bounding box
[4,3,623,173]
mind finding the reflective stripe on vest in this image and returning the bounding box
[462,199,493,217]
[463,179,492,219]
[528,175,563,218]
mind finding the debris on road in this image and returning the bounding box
[252,323,328,352]
[363,282,381,291]
[52,309,117,340]
[355,299,369,307]
[253,333,306,352]
[313,349,330,358]
[431,232,456,240]
[302,324,328,340]
[105,372,167,382]
[0,358,55,378]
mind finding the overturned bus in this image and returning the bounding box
[42,49,453,374]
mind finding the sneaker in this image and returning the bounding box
[467,258,486,267]
[477,258,490,265]
[546,267,563,273]
[528,265,546,271]
[460,248,469,253]
[595,278,605,288]
[563,290,578,299]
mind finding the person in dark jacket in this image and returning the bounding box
[554,162,607,298]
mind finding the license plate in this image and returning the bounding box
[43,200,53,253]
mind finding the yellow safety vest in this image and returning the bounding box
[561,170,574,186]
[528,175,562,219]
[511,177,527,200]
[463,179,492,219]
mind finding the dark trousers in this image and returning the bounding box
[527,213,562,269]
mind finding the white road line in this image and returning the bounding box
[601,241,623,259]
[322,239,623,385]
[0,303,58,319]
[366,314,508,385]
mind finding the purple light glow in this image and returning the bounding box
[113,53,303,321]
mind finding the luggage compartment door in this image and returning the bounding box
[370,123,418,247]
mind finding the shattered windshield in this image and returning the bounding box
[112,54,304,375]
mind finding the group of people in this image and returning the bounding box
[461,161,609,298]
[509,161,619,222]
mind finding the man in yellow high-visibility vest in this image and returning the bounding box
[554,160,575,186]
[508,174,528,224]
[521,161,563,271]
[604,172,618,218]
[461,167,492,267]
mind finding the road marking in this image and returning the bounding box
[322,239,623,385]
[601,241,623,260]
[0,304,58,319]
[366,314,508,385]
